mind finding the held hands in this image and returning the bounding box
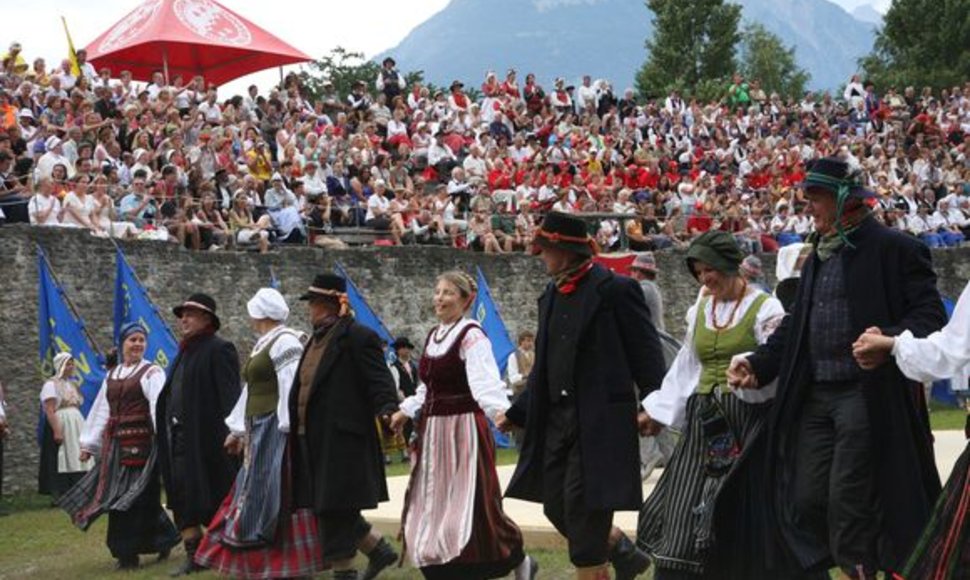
[637,411,662,437]
[852,327,894,370]
[388,411,408,436]
[223,433,244,455]
[726,356,758,390]
[494,411,513,433]
[78,450,92,463]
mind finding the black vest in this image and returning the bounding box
[393,359,418,398]
[546,289,583,402]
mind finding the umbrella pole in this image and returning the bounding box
[279,66,284,88]
[163,49,169,86]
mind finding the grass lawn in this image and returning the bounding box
[929,400,968,431]
[0,487,604,579]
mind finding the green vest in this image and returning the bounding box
[693,292,768,395]
[243,332,289,417]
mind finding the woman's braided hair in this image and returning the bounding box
[437,270,479,303]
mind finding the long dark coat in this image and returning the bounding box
[156,334,241,527]
[289,318,399,513]
[748,217,945,572]
[506,264,666,511]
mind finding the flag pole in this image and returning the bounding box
[37,245,104,355]
[61,16,80,77]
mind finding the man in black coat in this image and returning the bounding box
[156,293,241,576]
[729,158,945,579]
[289,274,401,580]
[498,212,666,580]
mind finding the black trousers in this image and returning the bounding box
[318,510,372,562]
[791,382,881,573]
[542,399,614,567]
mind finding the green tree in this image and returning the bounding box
[297,47,425,103]
[738,23,810,100]
[860,0,970,91]
[636,0,743,99]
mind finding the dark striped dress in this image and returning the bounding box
[638,292,781,579]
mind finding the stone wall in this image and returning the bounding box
[1,224,968,493]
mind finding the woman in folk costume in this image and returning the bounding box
[39,352,93,498]
[853,282,970,579]
[59,323,180,570]
[390,271,537,580]
[637,231,785,579]
[196,288,325,579]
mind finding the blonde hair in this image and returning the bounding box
[437,270,478,301]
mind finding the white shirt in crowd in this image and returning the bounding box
[366,194,390,222]
[398,319,510,422]
[29,194,61,225]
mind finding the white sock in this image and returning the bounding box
[514,554,532,580]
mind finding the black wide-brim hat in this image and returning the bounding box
[299,273,348,301]
[383,56,396,66]
[392,337,415,350]
[531,211,596,257]
[799,157,876,199]
[173,293,221,329]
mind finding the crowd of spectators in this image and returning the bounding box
[3,41,970,255]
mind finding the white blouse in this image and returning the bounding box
[892,281,970,392]
[642,289,785,430]
[399,319,510,422]
[61,192,97,227]
[79,361,166,453]
[225,326,304,435]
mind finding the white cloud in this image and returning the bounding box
[14,0,449,96]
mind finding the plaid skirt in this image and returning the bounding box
[901,441,970,580]
[195,491,326,579]
[195,421,327,580]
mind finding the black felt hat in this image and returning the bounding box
[299,273,347,301]
[531,212,596,257]
[173,293,221,329]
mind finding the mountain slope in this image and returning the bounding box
[376,0,874,93]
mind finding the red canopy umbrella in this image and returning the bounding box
[83,0,312,86]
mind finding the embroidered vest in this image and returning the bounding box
[694,293,767,395]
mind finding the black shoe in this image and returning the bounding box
[361,537,397,580]
[157,547,172,562]
[169,538,203,577]
[333,570,359,580]
[115,556,139,571]
[610,535,651,580]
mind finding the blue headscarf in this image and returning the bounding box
[118,321,148,349]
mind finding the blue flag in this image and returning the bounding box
[113,248,178,372]
[471,267,516,449]
[38,247,105,418]
[334,262,393,345]
[931,296,960,407]
[471,267,516,376]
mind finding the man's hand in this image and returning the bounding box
[637,411,662,437]
[388,411,408,435]
[223,433,244,455]
[727,356,758,389]
[494,411,513,433]
[852,326,894,370]
[79,450,92,463]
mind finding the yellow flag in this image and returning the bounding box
[61,16,80,77]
